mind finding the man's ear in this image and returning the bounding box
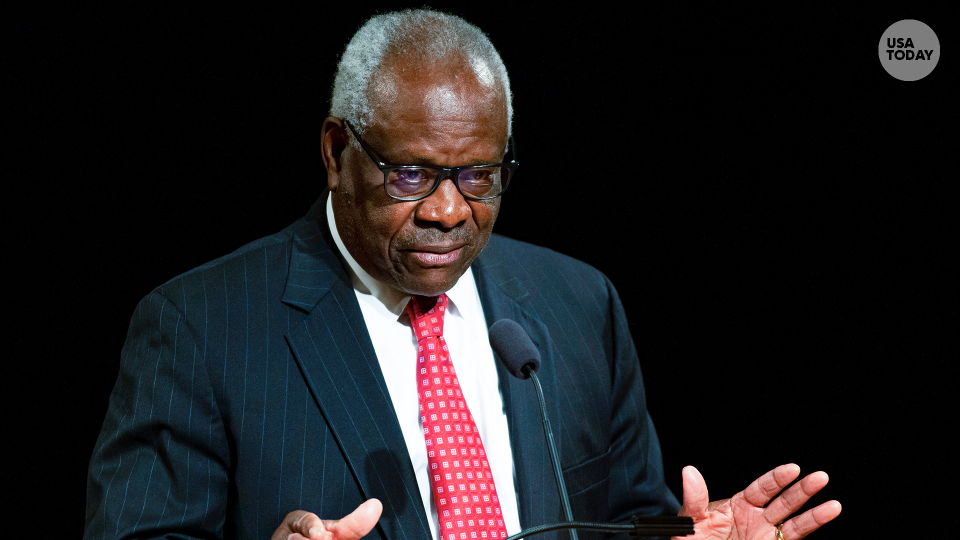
[321,116,348,192]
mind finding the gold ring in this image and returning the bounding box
[775,523,786,540]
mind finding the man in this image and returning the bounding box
[84,9,840,540]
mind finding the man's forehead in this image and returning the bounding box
[366,123,508,166]
[378,84,503,126]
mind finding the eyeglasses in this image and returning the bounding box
[343,120,518,201]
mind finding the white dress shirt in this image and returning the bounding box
[326,196,522,539]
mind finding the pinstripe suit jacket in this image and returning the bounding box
[84,193,679,540]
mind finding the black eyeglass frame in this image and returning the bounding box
[343,119,518,202]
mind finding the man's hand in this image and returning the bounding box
[272,498,383,540]
[675,464,841,540]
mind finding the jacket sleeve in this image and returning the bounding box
[603,276,680,522]
[84,290,231,540]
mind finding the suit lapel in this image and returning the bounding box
[473,240,563,532]
[281,197,432,540]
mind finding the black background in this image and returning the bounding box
[7,1,956,538]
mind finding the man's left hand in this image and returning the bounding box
[674,464,841,540]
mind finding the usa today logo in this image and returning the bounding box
[879,20,940,81]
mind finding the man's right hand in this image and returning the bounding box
[272,498,383,540]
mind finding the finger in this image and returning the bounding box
[781,500,842,540]
[763,471,830,525]
[272,510,324,540]
[740,463,801,507]
[328,498,383,540]
[678,465,710,520]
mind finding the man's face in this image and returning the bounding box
[325,57,508,297]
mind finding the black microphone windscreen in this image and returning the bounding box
[489,319,541,379]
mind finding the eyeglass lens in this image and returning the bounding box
[386,166,512,200]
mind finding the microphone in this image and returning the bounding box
[489,318,541,379]
[489,319,693,540]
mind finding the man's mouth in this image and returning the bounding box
[408,245,464,265]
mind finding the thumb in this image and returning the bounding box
[328,498,383,540]
[679,465,709,520]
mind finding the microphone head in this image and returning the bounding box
[489,319,541,380]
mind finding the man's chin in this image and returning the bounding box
[399,280,459,298]
[395,268,465,297]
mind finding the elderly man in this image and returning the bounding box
[84,9,840,540]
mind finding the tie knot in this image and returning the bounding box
[407,294,448,340]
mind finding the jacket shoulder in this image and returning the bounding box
[482,234,612,300]
[165,219,310,288]
[485,233,607,277]
[136,214,320,332]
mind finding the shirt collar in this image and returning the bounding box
[325,194,479,322]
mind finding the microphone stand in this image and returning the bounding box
[522,366,693,539]
[525,367,578,540]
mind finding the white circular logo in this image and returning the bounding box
[879,20,940,81]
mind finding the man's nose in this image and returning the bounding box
[415,176,472,228]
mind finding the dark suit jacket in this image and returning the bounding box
[84,194,679,540]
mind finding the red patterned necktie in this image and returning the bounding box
[406,294,508,540]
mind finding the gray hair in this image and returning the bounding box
[330,8,513,138]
